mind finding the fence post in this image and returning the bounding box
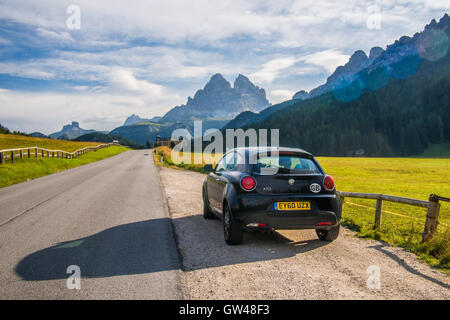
[373,199,383,229]
[11,151,14,164]
[422,195,441,243]
[0,152,4,164]
[20,150,23,159]
[35,148,37,158]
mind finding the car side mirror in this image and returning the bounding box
[203,164,213,172]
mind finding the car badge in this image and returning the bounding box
[288,178,295,186]
[310,183,321,193]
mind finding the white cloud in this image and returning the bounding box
[250,57,298,83]
[269,89,295,103]
[299,49,350,73]
[36,28,74,42]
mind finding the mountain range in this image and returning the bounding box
[224,13,450,156]
[293,14,449,102]
[43,14,450,156]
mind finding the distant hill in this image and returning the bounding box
[30,132,47,138]
[160,73,270,123]
[0,123,10,134]
[110,119,229,145]
[123,114,161,126]
[74,132,144,149]
[49,121,96,140]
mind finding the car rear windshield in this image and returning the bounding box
[253,153,321,174]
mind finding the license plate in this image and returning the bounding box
[275,201,311,211]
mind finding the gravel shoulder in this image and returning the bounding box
[159,166,449,300]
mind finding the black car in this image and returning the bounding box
[202,147,342,245]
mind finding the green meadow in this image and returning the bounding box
[0,145,130,188]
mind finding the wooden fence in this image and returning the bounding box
[0,142,119,164]
[336,191,446,243]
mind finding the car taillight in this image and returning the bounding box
[323,175,335,191]
[241,176,256,191]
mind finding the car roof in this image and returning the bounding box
[229,146,313,157]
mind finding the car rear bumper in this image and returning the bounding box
[231,193,341,229]
[234,210,339,230]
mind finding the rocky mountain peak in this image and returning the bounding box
[347,50,369,70]
[50,121,94,140]
[204,73,231,92]
[160,73,270,122]
[369,47,384,60]
[292,90,309,100]
[234,73,266,98]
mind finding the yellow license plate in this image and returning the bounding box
[275,201,311,211]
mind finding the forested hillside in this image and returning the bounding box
[243,50,449,157]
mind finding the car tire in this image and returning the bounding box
[223,203,243,245]
[316,224,340,241]
[203,193,215,219]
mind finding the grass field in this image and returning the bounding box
[154,146,449,272]
[0,145,129,188]
[0,133,102,152]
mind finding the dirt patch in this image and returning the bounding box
[159,167,449,299]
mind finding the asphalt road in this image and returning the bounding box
[0,150,182,299]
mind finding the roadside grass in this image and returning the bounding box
[0,133,103,152]
[154,146,449,272]
[153,146,219,174]
[0,146,130,188]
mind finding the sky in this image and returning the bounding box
[0,0,448,134]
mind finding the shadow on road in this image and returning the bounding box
[15,218,180,280]
[369,244,450,290]
[16,215,329,281]
[175,214,330,271]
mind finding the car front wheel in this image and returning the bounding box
[223,204,243,245]
[316,224,340,241]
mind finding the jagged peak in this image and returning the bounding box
[204,73,231,91]
[369,47,384,60]
[348,50,368,65]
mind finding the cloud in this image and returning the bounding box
[269,89,295,103]
[299,49,350,73]
[0,87,183,134]
[250,57,298,83]
[36,28,74,42]
[109,69,165,95]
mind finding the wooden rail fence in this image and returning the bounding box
[0,142,119,164]
[336,191,445,243]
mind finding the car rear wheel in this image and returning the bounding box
[316,224,340,241]
[203,193,215,219]
[223,204,243,245]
